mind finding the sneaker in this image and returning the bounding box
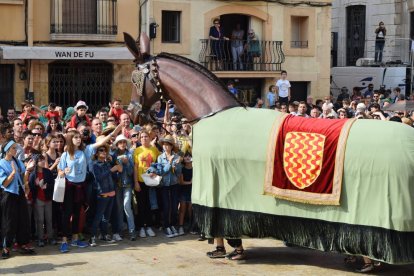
[89,236,97,247]
[103,235,116,243]
[139,227,147,238]
[165,227,174,238]
[170,226,179,237]
[37,240,45,247]
[225,249,246,261]
[356,263,374,273]
[71,240,89,248]
[112,233,123,242]
[146,227,156,237]
[60,242,69,253]
[178,226,185,236]
[130,231,137,241]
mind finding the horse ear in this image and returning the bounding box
[139,32,151,58]
[124,32,142,63]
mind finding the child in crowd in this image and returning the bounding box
[28,154,55,247]
[109,99,124,124]
[111,135,136,241]
[178,152,193,235]
[45,103,62,123]
[69,101,91,129]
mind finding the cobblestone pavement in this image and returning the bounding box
[1,230,414,275]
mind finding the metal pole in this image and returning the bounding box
[411,39,413,98]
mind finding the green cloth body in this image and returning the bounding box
[192,107,414,232]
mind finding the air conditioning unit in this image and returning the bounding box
[356,58,375,66]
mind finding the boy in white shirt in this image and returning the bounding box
[275,70,291,104]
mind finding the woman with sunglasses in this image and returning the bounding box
[89,144,122,246]
[0,140,36,258]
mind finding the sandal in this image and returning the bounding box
[344,256,357,263]
[2,248,10,259]
[206,246,226,258]
[20,244,36,255]
[356,262,374,273]
[226,249,246,261]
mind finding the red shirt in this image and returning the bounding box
[45,111,61,122]
[36,171,47,201]
[111,108,124,123]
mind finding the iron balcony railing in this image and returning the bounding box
[199,39,285,71]
[50,0,118,35]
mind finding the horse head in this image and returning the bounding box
[124,32,162,125]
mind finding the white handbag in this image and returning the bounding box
[141,173,162,187]
[53,176,66,202]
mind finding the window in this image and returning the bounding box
[162,11,181,43]
[291,16,309,48]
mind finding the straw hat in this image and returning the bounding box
[114,134,131,148]
[102,125,116,136]
[159,135,179,152]
[159,135,175,146]
[94,135,110,157]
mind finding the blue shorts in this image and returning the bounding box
[179,185,192,203]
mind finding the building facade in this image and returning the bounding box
[0,0,332,114]
[139,0,332,105]
[0,0,138,114]
[332,0,413,67]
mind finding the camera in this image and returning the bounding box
[82,129,90,136]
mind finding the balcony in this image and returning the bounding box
[50,0,118,41]
[199,39,285,72]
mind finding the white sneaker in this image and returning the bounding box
[170,226,179,237]
[146,227,156,237]
[165,227,174,238]
[139,227,147,238]
[178,226,185,236]
[104,234,116,243]
[112,233,123,241]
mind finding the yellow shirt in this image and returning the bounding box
[133,146,160,182]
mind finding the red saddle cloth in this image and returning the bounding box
[264,115,355,205]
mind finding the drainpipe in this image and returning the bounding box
[27,0,34,99]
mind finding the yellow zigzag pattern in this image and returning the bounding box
[283,132,325,189]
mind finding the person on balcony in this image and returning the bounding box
[374,21,386,63]
[209,19,229,70]
[231,23,244,71]
[244,29,261,71]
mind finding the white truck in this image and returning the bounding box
[330,66,409,98]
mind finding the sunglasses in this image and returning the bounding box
[107,120,115,122]
[131,134,138,138]
[33,133,42,137]
[248,32,254,35]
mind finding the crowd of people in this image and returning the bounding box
[0,73,412,272]
[0,98,196,258]
[262,71,414,127]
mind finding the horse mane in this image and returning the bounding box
[157,52,245,107]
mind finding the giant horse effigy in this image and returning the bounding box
[124,33,414,264]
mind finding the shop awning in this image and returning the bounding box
[0,46,135,60]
